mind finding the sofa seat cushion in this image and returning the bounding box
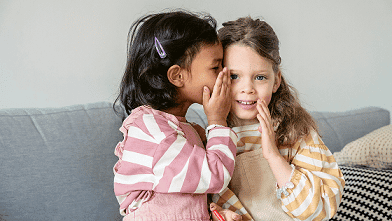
[330,165,392,221]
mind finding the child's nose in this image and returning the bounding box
[240,80,255,94]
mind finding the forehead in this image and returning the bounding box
[224,44,273,71]
[193,43,223,63]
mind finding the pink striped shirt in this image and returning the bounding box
[113,106,237,216]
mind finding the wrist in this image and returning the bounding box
[207,120,227,127]
[205,124,226,137]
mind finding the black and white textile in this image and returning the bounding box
[330,165,392,221]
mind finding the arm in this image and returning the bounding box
[256,100,345,220]
[277,134,345,220]
[113,111,237,214]
[114,111,237,193]
[152,124,237,194]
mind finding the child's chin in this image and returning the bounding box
[232,113,258,125]
[235,112,257,120]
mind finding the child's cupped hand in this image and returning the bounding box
[256,99,281,160]
[203,67,231,127]
[210,202,242,221]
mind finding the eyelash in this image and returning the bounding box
[230,74,266,80]
[212,63,222,71]
[256,75,266,80]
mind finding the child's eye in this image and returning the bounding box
[230,74,238,80]
[256,75,265,80]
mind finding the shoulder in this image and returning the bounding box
[289,129,332,158]
[301,129,325,146]
[121,106,182,135]
[283,129,328,154]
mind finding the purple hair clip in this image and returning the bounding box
[154,37,167,58]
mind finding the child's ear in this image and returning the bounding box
[167,65,186,87]
[272,71,282,93]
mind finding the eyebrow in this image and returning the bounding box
[211,58,223,65]
[229,68,271,73]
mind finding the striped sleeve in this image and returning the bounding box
[212,188,254,221]
[152,125,237,194]
[280,130,345,220]
[113,110,237,215]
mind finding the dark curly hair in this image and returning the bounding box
[114,9,219,116]
[219,17,319,146]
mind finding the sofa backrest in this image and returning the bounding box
[311,106,390,153]
[0,102,123,221]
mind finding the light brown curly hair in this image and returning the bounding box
[219,17,319,146]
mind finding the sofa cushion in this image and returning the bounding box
[0,102,123,221]
[330,166,392,221]
[333,124,392,169]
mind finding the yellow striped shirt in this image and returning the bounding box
[212,124,345,221]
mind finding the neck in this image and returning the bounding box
[164,102,192,117]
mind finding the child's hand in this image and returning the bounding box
[210,203,242,221]
[203,67,231,127]
[256,99,281,160]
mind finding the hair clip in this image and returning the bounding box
[154,37,167,58]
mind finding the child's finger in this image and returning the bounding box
[259,99,271,120]
[220,68,229,96]
[212,71,224,97]
[257,100,272,129]
[232,213,242,221]
[220,71,227,96]
[227,69,232,89]
[256,101,268,123]
[256,114,264,133]
[210,203,218,211]
[202,86,210,106]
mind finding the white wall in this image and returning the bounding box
[1,0,391,114]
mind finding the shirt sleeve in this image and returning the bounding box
[151,125,237,194]
[279,130,345,220]
[113,112,237,214]
[212,188,254,221]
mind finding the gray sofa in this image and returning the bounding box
[0,102,390,221]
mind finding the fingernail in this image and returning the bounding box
[204,86,208,91]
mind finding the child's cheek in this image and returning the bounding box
[264,95,272,105]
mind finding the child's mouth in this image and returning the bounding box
[237,100,257,110]
[237,100,256,105]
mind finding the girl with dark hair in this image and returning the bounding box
[113,10,238,220]
[210,17,345,221]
